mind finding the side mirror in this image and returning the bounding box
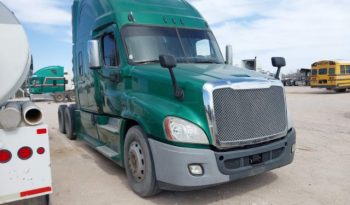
[271,57,286,80]
[272,57,286,68]
[225,45,233,65]
[88,40,101,69]
[159,55,177,69]
[159,55,184,101]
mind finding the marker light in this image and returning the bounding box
[37,128,47,135]
[18,147,33,160]
[37,147,45,155]
[0,149,12,163]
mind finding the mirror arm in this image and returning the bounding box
[168,67,184,101]
[275,66,282,80]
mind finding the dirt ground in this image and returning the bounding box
[39,87,350,205]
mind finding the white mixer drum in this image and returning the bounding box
[0,2,31,106]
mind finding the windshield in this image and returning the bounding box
[122,26,225,64]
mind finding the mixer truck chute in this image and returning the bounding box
[0,2,52,205]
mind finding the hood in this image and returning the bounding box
[133,63,273,85]
[174,63,271,80]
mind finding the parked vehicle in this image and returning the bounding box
[311,60,350,92]
[0,3,52,205]
[28,66,75,102]
[59,0,296,197]
[282,68,311,87]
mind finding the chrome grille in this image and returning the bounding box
[212,86,287,147]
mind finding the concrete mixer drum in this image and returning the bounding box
[0,2,31,106]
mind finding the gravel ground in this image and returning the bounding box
[38,87,350,205]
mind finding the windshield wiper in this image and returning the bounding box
[135,59,160,65]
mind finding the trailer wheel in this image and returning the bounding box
[64,105,76,140]
[54,93,65,103]
[58,105,67,134]
[67,91,75,102]
[124,126,160,197]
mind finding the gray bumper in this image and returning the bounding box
[149,129,296,191]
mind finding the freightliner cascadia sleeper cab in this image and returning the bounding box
[59,0,296,197]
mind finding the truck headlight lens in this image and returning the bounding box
[164,117,209,145]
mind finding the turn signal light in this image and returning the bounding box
[18,147,33,160]
[0,150,12,163]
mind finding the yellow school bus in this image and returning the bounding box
[311,60,350,92]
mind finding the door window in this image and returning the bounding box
[102,33,119,67]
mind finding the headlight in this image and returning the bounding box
[164,117,209,145]
[287,108,294,130]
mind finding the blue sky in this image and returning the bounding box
[2,0,350,74]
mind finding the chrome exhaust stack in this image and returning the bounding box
[0,102,22,129]
[22,101,43,126]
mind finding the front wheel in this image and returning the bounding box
[124,126,160,197]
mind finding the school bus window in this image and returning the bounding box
[318,68,327,75]
[341,66,346,75]
[311,69,317,76]
[329,68,335,75]
[346,65,350,74]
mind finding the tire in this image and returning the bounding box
[124,126,160,197]
[67,91,75,102]
[58,104,67,134]
[335,89,346,93]
[54,93,65,103]
[64,105,77,140]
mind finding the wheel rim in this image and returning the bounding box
[128,141,145,182]
[56,95,64,102]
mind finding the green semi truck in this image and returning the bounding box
[28,66,75,102]
[58,0,296,197]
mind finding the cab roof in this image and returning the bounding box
[72,0,208,43]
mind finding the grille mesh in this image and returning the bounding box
[212,86,287,147]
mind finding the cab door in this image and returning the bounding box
[93,24,124,116]
[93,24,124,151]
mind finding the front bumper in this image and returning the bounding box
[149,129,296,191]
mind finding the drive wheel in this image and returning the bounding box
[54,93,65,103]
[124,126,160,197]
[64,105,76,140]
[58,105,67,134]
